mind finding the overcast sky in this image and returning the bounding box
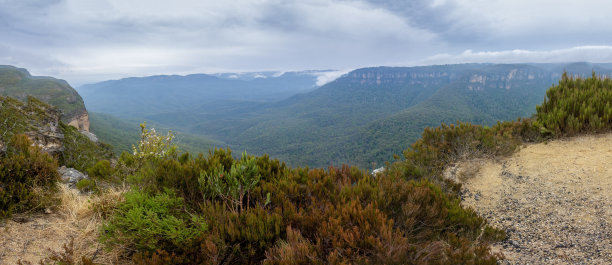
[2,0,612,86]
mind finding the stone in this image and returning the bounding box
[57,166,88,185]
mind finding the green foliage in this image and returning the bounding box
[105,144,501,264]
[101,189,208,253]
[0,96,58,146]
[76,178,97,193]
[0,96,30,144]
[536,72,612,135]
[0,65,87,124]
[60,122,113,172]
[87,160,112,179]
[132,122,176,160]
[199,151,262,213]
[394,119,538,185]
[0,134,59,218]
[89,112,223,156]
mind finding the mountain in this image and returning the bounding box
[79,63,612,168]
[0,65,90,131]
[77,70,331,118]
[88,112,224,155]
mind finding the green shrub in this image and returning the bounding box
[101,189,207,253]
[87,160,112,179]
[394,119,536,188]
[0,134,59,218]
[60,123,113,172]
[75,178,97,193]
[199,151,263,213]
[536,72,612,135]
[132,122,176,160]
[103,123,504,264]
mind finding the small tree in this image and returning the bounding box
[132,122,176,160]
[199,151,261,213]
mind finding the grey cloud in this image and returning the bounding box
[420,46,612,65]
[1,0,612,85]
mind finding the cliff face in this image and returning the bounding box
[0,65,90,131]
[0,96,65,155]
[67,111,90,131]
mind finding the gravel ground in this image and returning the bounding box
[452,133,612,264]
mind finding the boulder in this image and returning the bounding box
[57,166,88,186]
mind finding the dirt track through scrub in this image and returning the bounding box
[456,133,612,264]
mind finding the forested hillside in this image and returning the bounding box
[89,112,223,155]
[82,63,612,168]
[3,65,611,265]
[78,71,327,118]
[0,66,90,131]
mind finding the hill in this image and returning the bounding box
[79,63,612,168]
[0,65,90,131]
[1,63,610,265]
[89,112,224,155]
[77,70,329,118]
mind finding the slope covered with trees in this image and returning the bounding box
[0,65,90,130]
[75,71,609,264]
[78,71,327,118]
[81,63,612,169]
[3,67,611,265]
[89,112,223,156]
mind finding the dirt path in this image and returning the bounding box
[455,133,612,264]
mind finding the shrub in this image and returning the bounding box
[87,160,112,179]
[395,120,533,187]
[76,178,97,193]
[536,72,612,135]
[199,151,263,213]
[132,122,176,160]
[60,123,113,172]
[102,121,505,264]
[101,189,207,253]
[0,134,59,218]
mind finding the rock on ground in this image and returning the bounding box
[58,166,88,185]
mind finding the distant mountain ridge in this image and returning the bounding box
[80,62,612,168]
[77,70,334,118]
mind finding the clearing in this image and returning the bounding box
[452,133,612,264]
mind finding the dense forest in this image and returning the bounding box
[81,63,612,169]
[2,72,610,264]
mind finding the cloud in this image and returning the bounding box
[421,46,612,65]
[0,0,440,85]
[314,69,353,86]
[2,0,612,85]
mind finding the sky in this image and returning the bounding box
[2,0,612,86]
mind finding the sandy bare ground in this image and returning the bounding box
[453,133,612,264]
[0,184,125,264]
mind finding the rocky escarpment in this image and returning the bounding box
[67,111,90,132]
[0,65,90,132]
[0,96,65,155]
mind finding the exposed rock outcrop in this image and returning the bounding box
[68,111,90,132]
[0,96,67,155]
[57,166,89,186]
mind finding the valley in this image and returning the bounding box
[79,62,612,168]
